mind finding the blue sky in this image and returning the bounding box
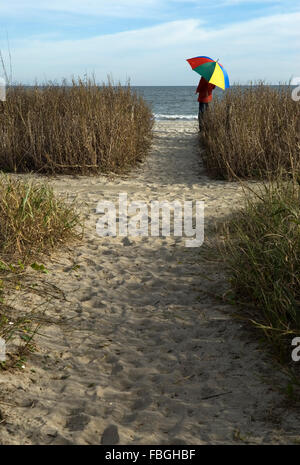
[0,0,299,85]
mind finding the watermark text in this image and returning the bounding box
[96,193,204,247]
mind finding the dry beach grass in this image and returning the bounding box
[200,83,300,180]
[219,179,300,362]
[0,79,153,174]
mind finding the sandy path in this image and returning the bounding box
[0,121,298,444]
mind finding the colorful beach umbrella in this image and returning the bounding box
[186,56,230,90]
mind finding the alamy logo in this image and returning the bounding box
[96,193,204,247]
[291,77,300,102]
[0,337,6,362]
[291,337,300,362]
[0,77,6,102]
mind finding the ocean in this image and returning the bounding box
[132,85,224,121]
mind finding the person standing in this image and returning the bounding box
[196,77,215,130]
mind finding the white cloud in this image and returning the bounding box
[4,11,300,84]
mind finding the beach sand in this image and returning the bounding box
[0,121,298,445]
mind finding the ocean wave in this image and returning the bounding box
[154,114,197,121]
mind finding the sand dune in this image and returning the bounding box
[0,121,298,445]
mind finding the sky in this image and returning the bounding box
[0,0,299,85]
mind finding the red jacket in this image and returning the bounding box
[196,77,215,103]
